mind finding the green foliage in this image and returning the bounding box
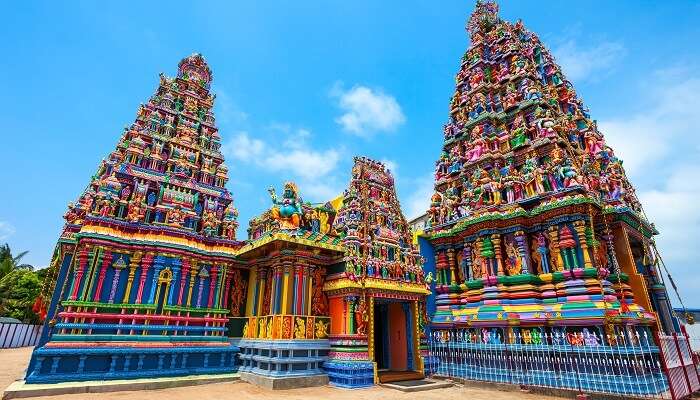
[0,243,42,323]
[0,243,33,280]
[0,269,42,324]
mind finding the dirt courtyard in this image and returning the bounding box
[1,347,563,400]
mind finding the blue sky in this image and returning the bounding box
[1,1,699,306]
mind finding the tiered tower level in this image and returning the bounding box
[27,54,245,384]
[424,1,676,341]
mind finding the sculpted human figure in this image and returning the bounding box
[269,182,303,229]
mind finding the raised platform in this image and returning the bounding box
[382,379,453,393]
[239,371,328,390]
[235,338,329,378]
[25,343,239,384]
[2,372,239,400]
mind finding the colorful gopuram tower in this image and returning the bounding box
[324,157,430,387]
[422,0,677,359]
[26,54,245,383]
[231,158,430,389]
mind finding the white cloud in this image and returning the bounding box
[552,40,625,82]
[599,73,700,179]
[213,87,248,126]
[597,66,700,305]
[405,174,434,220]
[266,148,340,180]
[0,221,15,241]
[638,164,700,298]
[331,83,405,137]
[222,131,264,162]
[222,130,343,202]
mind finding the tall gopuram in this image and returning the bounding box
[232,158,430,389]
[26,54,245,383]
[324,157,430,387]
[421,0,678,388]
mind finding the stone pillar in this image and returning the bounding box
[281,260,292,314]
[294,263,304,315]
[573,221,593,269]
[447,248,457,285]
[177,258,191,306]
[346,296,356,334]
[108,255,127,303]
[122,251,143,303]
[547,226,564,272]
[195,267,206,308]
[492,234,503,276]
[147,255,165,304]
[475,239,485,278]
[208,265,218,309]
[168,258,182,305]
[186,261,199,307]
[433,253,442,285]
[463,242,473,281]
[135,253,153,304]
[514,231,530,274]
[224,266,235,311]
[69,246,90,300]
[93,250,113,302]
[80,247,100,301]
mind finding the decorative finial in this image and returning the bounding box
[467,0,500,35]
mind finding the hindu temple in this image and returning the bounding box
[26,54,430,388]
[419,0,680,395]
[22,1,691,397]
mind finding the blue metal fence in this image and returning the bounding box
[0,323,42,349]
[426,329,698,399]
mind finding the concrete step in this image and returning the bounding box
[381,379,454,393]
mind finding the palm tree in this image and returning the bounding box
[0,243,33,280]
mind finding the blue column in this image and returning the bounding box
[168,258,182,305]
[404,302,414,370]
[148,255,166,304]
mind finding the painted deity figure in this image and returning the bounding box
[537,109,558,139]
[167,205,186,227]
[535,232,550,274]
[559,158,582,188]
[269,182,303,229]
[466,130,487,162]
[509,114,529,149]
[505,241,522,275]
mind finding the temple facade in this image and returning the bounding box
[26,56,429,387]
[27,54,244,384]
[419,0,679,395]
[24,2,688,396]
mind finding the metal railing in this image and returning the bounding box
[0,323,42,349]
[426,329,700,399]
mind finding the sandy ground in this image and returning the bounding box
[1,347,563,400]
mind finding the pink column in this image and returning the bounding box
[92,250,113,302]
[69,247,90,300]
[177,258,191,306]
[135,253,154,304]
[223,270,233,310]
[207,265,218,309]
[294,264,303,315]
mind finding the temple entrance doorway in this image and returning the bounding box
[373,299,423,383]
